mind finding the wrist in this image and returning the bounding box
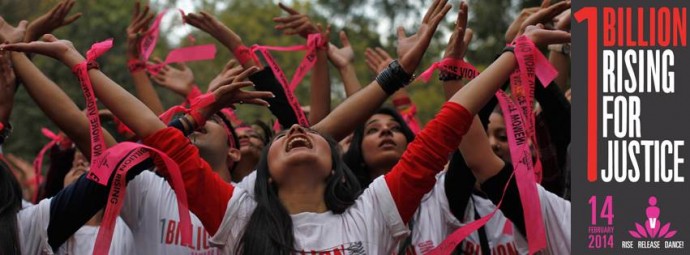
[63,52,87,68]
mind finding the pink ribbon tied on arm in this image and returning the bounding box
[31,128,62,202]
[418,58,480,83]
[72,39,193,254]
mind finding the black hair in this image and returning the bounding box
[0,160,22,254]
[237,132,361,254]
[41,146,76,200]
[343,107,415,188]
[215,112,241,174]
[251,120,274,146]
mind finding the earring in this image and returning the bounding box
[268,177,273,184]
[331,170,335,176]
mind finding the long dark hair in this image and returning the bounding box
[343,107,415,188]
[0,160,22,254]
[237,132,361,254]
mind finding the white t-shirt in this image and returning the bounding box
[210,176,409,254]
[410,173,527,255]
[409,173,570,255]
[18,198,134,255]
[122,171,221,255]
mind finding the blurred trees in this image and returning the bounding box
[0,0,542,161]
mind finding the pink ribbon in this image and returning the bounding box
[31,128,61,202]
[249,33,326,127]
[400,105,421,135]
[430,36,554,255]
[73,39,193,254]
[418,58,480,83]
[428,172,516,255]
[146,44,217,75]
[140,9,168,61]
[495,90,546,254]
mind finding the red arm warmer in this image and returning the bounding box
[384,102,472,224]
[142,127,233,235]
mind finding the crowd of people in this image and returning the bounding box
[0,0,572,254]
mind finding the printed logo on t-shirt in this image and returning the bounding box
[160,218,220,254]
[295,241,366,255]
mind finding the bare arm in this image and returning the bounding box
[10,52,117,154]
[127,1,164,115]
[309,40,331,124]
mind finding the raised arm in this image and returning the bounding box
[126,1,164,115]
[312,0,451,141]
[308,25,331,124]
[2,16,116,155]
[183,11,261,69]
[328,31,360,96]
[383,12,570,224]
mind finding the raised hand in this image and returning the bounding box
[505,4,543,43]
[25,0,82,42]
[555,9,571,32]
[364,47,393,73]
[203,66,274,115]
[273,3,318,38]
[518,1,571,37]
[126,1,155,59]
[522,24,570,47]
[396,0,451,74]
[183,11,243,50]
[0,34,85,67]
[327,31,354,69]
[151,61,196,96]
[0,18,28,44]
[444,1,473,59]
[208,60,242,92]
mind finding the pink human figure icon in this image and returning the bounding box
[646,196,661,237]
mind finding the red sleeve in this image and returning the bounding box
[142,127,233,235]
[385,102,472,224]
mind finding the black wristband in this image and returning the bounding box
[376,60,413,95]
[502,45,515,54]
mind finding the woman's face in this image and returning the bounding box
[360,114,408,172]
[237,126,265,159]
[64,150,89,187]
[267,125,332,185]
[488,112,511,163]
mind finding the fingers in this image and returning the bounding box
[42,34,58,42]
[17,20,28,30]
[429,3,452,29]
[339,31,350,47]
[222,59,238,72]
[233,66,259,81]
[278,2,300,15]
[62,13,82,26]
[132,1,140,20]
[422,0,441,23]
[365,48,383,64]
[241,98,270,107]
[541,0,552,8]
[457,1,468,29]
[374,47,392,60]
[463,28,474,46]
[396,26,407,40]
